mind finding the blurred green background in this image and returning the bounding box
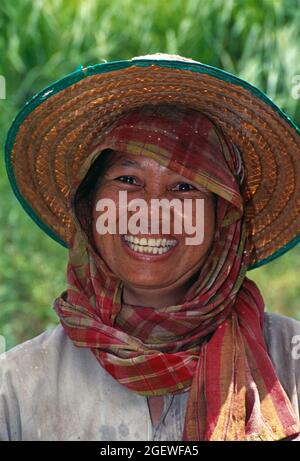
[0,0,300,350]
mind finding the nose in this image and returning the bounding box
[144,177,167,201]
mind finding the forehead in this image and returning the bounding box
[105,151,172,172]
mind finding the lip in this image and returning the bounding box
[120,234,179,262]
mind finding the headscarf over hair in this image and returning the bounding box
[54,105,300,441]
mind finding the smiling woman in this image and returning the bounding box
[2,54,300,441]
[87,151,215,307]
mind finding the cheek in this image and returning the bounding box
[92,187,117,257]
[203,202,216,245]
[92,205,100,250]
[92,232,119,270]
[181,200,215,265]
[92,184,119,232]
[189,199,215,243]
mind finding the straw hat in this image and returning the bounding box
[5,53,300,270]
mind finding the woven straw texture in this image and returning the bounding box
[5,55,300,269]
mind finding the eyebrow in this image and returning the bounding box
[119,159,142,169]
[108,155,142,170]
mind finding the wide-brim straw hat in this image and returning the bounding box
[5,53,300,270]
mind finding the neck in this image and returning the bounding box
[122,275,198,308]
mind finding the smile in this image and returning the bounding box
[123,235,177,254]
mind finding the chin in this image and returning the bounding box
[121,276,170,290]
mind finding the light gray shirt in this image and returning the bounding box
[0,312,300,441]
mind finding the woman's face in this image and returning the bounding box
[92,151,216,292]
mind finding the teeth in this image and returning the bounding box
[124,235,177,254]
[124,235,177,248]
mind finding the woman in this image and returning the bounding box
[1,54,300,441]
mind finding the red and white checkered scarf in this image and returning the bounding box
[54,105,300,440]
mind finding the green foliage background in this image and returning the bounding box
[0,0,300,350]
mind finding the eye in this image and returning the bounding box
[115,175,140,185]
[171,182,196,192]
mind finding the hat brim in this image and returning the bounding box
[5,56,300,270]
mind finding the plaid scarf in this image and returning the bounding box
[54,105,300,441]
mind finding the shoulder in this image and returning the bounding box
[0,326,68,440]
[2,324,64,356]
[263,311,300,422]
[0,325,68,401]
[0,324,68,373]
[0,324,146,441]
[0,324,99,386]
[264,311,300,351]
[0,323,123,404]
[263,311,300,365]
[0,323,101,402]
[0,325,101,440]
